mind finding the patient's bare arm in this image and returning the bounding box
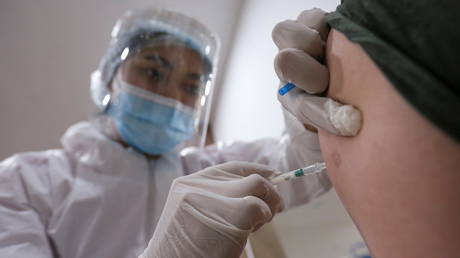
[320,30,460,258]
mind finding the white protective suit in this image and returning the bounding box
[0,113,331,258]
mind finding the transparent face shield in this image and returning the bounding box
[91,8,219,154]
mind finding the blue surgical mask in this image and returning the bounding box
[106,75,196,155]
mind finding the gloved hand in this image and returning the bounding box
[272,8,362,136]
[139,161,283,258]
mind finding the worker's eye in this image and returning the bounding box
[144,68,164,82]
[183,84,201,97]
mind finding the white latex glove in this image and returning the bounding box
[272,8,362,136]
[139,161,283,258]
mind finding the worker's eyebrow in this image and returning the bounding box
[187,72,203,81]
[143,54,173,70]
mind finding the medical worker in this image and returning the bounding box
[138,8,345,258]
[0,7,354,258]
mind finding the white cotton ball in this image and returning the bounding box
[325,99,362,136]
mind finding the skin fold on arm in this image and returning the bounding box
[319,29,460,257]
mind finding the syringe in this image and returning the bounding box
[270,162,326,184]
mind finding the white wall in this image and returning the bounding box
[273,190,368,258]
[213,0,368,257]
[0,0,244,159]
[213,0,337,141]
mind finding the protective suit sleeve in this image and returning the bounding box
[0,152,69,258]
[181,110,331,209]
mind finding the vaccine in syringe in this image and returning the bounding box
[270,162,326,184]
